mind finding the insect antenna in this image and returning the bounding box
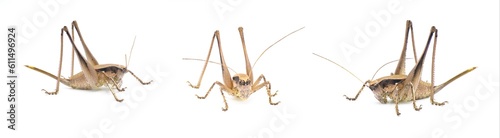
[183,27,305,73]
[312,53,364,83]
[125,36,137,69]
[370,58,413,80]
[182,58,237,74]
[252,26,305,69]
[313,52,413,84]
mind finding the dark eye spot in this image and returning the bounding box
[232,76,239,81]
[239,81,245,85]
[245,80,251,85]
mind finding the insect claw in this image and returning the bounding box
[142,80,153,85]
[116,99,124,102]
[187,81,199,89]
[432,101,448,106]
[196,94,206,99]
[343,95,355,101]
[271,90,278,97]
[117,87,127,92]
[222,107,228,111]
[415,105,422,111]
[43,89,58,95]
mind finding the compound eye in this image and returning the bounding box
[239,81,245,85]
[232,76,240,81]
[245,80,251,85]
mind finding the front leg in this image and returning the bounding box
[129,70,153,85]
[344,81,369,101]
[196,81,221,99]
[102,71,127,92]
[104,79,123,102]
[195,81,234,111]
[252,74,280,105]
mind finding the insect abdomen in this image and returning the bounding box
[415,81,434,100]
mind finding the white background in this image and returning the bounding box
[0,0,498,138]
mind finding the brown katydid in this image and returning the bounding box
[186,26,304,111]
[316,20,476,116]
[25,20,152,102]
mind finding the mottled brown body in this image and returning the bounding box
[66,64,126,90]
[368,76,436,103]
[342,20,476,116]
[25,21,151,102]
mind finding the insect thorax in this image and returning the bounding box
[98,66,127,87]
[369,79,403,104]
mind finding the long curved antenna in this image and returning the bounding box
[370,58,413,80]
[183,27,304,74]
[313,53,412,84]
[182,58,237,74]
[182,56,409,80]
[312,53,364,83]
[125,36,137,68]
[252,26,305,69]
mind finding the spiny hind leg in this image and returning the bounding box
[429,26,448,106]
[43,26,69,95]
